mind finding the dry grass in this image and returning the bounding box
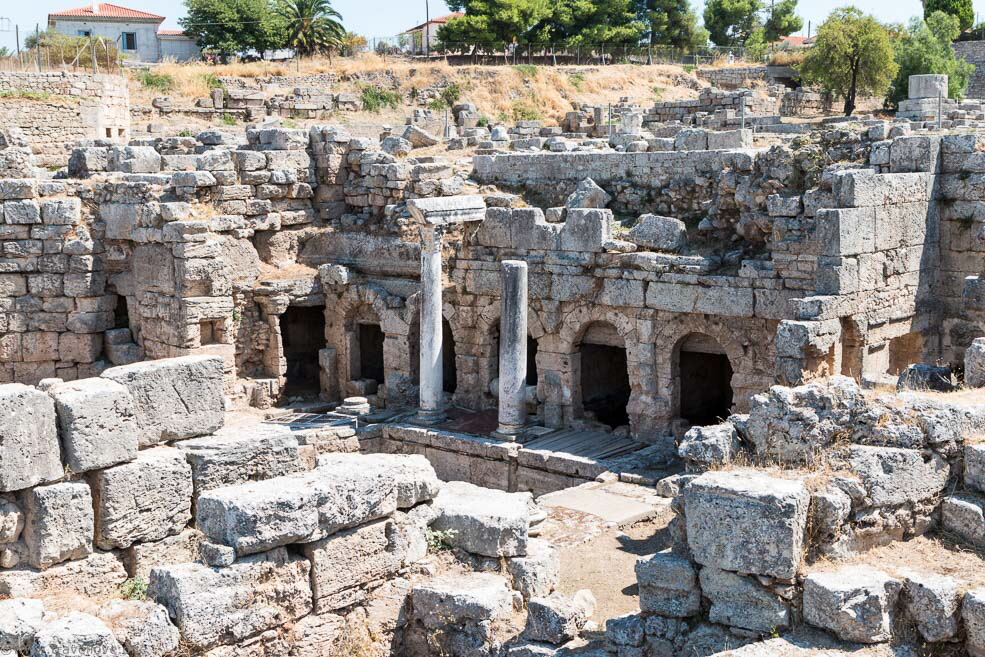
[129,54,705,125]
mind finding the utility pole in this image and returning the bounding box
[425,0,430,59]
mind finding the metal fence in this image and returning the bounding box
[0,27,124,74]
[367,38,755,67]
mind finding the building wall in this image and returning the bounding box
[0,72,129,167]
[49,18,161,62]
[159,36,201,62]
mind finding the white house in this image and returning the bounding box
[47,2,200,62]
[401,12,463,55]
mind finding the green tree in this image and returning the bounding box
[637,0,708,48]
[763,0,803,42]
[798,7,898,116]
[703,0,761,47]
[438,0,552,46]
[182,0,285,59]
[924,0,974,32]
[887,11,973,106]
[0,47,10,58]
[534,0,646,45]
[276,0,346,57]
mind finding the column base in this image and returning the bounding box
[415,408,447,425]
[492,425,525,441]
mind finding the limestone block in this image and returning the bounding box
[3,199,39,224]
[49,378,139,473]
[0,598,44,652]
[941,494,985,547]
[523,590,596,644]
[678,423,741,467]
[0,384,62,492]
[0,498,23,543]
[560,208,612,252]
[92,447,193,550]
[381,136,411,157]
[605,613,645,647]
[22,481,93,569]
[684,469,809,579]
[903,571,960,642]
[803,566,901,643]
[432,480,531,557]
[966,338,985,388]
[767,194,802,217]
[411,572,513,629]
[699,567,790,633]
[507,538,560,599]
[0,551,126,599]
[175,423,303,496]
[68,148,108,177]
[626,214,687,253]
[302,518,403,612]
[348,453,441,507]
[636,551,701,617]
[41,198,81,225]
[675,129,708,151]
[101,355,225,446]
[97,599,180,657]
[147,547,312,650]
[565,178,611,209]
[846,446,948,505]
[171,171,216,188]
[110,147,161,174]
[30,612,127,657]
[0,179,36,200]
[908,74,948,100]
[402,125,440,148]
[123,528,204,580]
[707,128,752,150]
[965,589,985,657]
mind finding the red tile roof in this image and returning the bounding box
[49,3,165,20]
[157,29,187,36]
[404,12,464,33]
[776,35,814,47]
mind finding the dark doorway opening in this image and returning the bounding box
[526,336,538,386]
[281,306,326,396]
[442,319,457,393]
[358,323,385,385]
[679,351,733,426]
[581,343,631,429]
[114,295,129,329]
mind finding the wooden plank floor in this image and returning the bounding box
[523,428,646,461]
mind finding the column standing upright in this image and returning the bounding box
[496,260,528,438]
[417,224,446,424]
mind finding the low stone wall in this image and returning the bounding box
[696,66,769,89]
[954,40,985,99]
[0,72,129,167]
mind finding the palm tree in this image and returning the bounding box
[277,0,346,58]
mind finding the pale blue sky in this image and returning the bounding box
[1,0,983,52]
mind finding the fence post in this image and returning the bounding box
[938,89,943,130]
[35,24,41,72]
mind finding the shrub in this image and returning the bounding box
[360,86,402,112]
[121,577,148,601]
[512,64,538,77]
[200,73,225,90]
[221,113,238,126]
[510,100,542,121]
[136,70,175,92]
[568,72,586,91]
[426,528,458,552]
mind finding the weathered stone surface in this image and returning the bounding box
[123,528,204,581]
[22,481,93,569]
[523,590,595,644]
[636,551,702,618]
[0,598,44,652]
[845,445,949,505]
[432,480,531,557]
[148,547,312,650]
[605,613,645,647]
[966,338,985,388]
[98,599,180,657]
[49,378,139,473]
[966,444,985,494]
[92,447,193,550]
[678,423,741,466]
[0,552,126,599]
[30,612,127,657]
[897,364,954,392]
[175,423,303,495]
[685,470,809,579]
[101,356,225,446]
[902,571,960,642]
[941,494,985,547]
[411,572,513,629]
[965,589,985,657]
[402,124,440,148]
[507,538,560,599]
[565,178,611,209]
[345,453,441,508]
[803,567,901,643]
[626,214,687,252]
[381,136,412,157]
[0,384,62,492]
[700,566,790,634]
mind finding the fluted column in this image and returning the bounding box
[417,224,446,424]
[496,260,528,438]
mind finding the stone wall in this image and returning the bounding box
[954,40,985,99]
[0,72,129,167]
[696,66,769,89]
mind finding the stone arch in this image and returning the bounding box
[667,327,743,427]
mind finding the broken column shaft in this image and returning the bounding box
[497,260,528,438]
[417,224,446,424]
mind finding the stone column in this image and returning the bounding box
[417,224,446,424]
[496,260,528,438]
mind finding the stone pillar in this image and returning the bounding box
[417,224,446,424]
[496,260,528,438]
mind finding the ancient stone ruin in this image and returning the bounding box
[6,67,985,657]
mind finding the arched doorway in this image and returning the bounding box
[675,333,733,426]
[282,305,327,396]
[442,318,457,394]
[578,321,631,429]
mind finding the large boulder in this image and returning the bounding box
[626,214,687,252]
[411,572,514,629]
[803,567,901,643]
[699,567,791,634]
[402,124,440,148]
[101,356,224,447]
[30,612,127,657]
[678,423,741,467]
[565,178,611,209]
[507,538,560,600]
[97,599,180,657]
[22,481,93,570]
[523,590,596,644]
[49,378,139,473]
[147,547,312,651]
[431,480,531,557]
[0,384,62,492]
[636,551,702,618]
[902,571,960,642]
[91,447,193,550]
[684,470,809,579]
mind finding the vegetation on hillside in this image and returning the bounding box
[887,11,973,107]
